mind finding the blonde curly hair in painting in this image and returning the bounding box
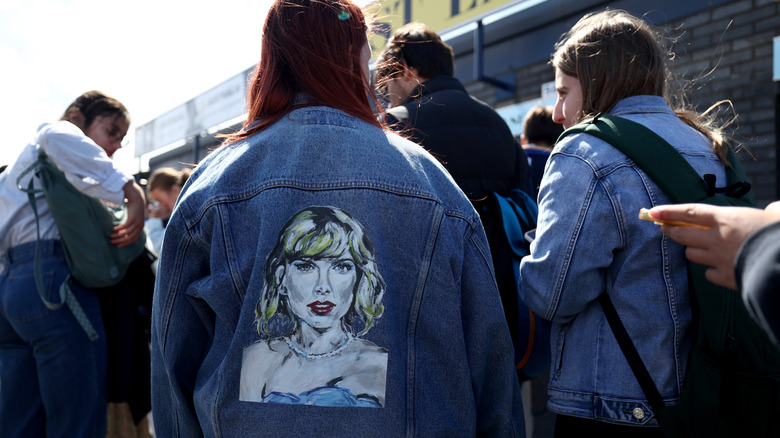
[255,206,386,338]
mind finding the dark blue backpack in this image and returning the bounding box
[489,189,551,380]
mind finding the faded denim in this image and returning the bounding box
[151,106,524,437]
[0,240,107,438]
[519,96,727,426]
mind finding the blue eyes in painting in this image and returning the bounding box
[292,259,355,274]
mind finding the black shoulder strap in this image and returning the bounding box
[598,293,666,411]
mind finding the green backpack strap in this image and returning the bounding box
[16,150,66,311]
[558,114,753,206]
[15,146,99,341]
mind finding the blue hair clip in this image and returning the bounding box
[338,9,350,20]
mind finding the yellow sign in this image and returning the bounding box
[367,0,521,59]
[366,1,407,59]
[415,0,520,33]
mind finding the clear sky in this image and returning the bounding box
[0,0,275,175]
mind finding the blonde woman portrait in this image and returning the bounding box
[240,206,387,407]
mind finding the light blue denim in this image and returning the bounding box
[0,240,107,438]
[151,105,525,437]
[519,96,728,426]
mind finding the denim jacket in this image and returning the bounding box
[151,105,524,437]
[519,96,727,426]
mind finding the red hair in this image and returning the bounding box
[225,0,383,144]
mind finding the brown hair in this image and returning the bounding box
[551,10,731,163]
[61,90,129,130]
[148,167,191,193]
[522,106,563,147]
[374,22,454,94]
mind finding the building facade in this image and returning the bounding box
[136,0,780,206]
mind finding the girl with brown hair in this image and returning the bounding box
[519,10,737,436]
[0,90,145,437]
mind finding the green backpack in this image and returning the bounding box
[17,146,146,340]
[560,114,780,437]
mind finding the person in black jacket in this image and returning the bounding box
[374,21,530,385]
[375,22,528,203]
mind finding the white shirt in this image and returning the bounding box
[0,121,131,255]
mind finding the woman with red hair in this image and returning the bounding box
[151,0,523,436]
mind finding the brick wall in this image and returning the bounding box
[465,0,780,206]
[675,0,779,206]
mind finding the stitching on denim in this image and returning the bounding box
[216,204,247,303]
[183,181,443,229]
[405,204,443,436]
[548,174,598,321]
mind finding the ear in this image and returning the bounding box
[275,265,286,294]
[66,110,86,130]
[404,67,422,83]
[520,133,528,146]
[398,67,423,98]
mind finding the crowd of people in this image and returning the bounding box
[0,1,777,437]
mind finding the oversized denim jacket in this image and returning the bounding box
[519,96,727,426]
[151,105,524,437]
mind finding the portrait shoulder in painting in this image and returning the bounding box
[240,206,388,408]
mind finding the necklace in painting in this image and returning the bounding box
[284,332,354,360]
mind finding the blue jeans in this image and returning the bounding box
[0,240,107,438]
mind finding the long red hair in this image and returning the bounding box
[225,0,383,144]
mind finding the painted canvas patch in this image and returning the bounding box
[240,206,388,407]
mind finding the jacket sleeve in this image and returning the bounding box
[518,149,621,322]
[461,226,525,436]
[37,121,130,204]
[736,220,780,346]
[151,212,211,437]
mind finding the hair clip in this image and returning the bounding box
[338,9,350,20]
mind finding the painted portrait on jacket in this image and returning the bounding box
[240,206,388,407]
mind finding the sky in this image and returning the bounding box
[0,0,277,175]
